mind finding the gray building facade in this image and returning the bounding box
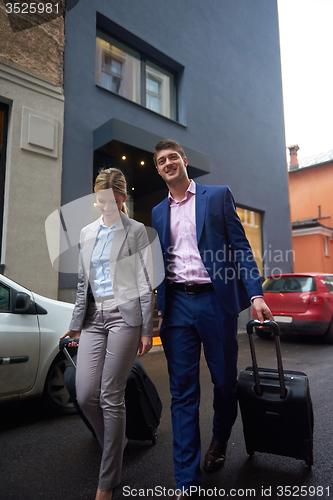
[60,0,293,317]
[0,5,65,299]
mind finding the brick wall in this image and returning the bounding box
[0,4,64,86]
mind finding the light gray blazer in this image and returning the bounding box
[69,212,156,337]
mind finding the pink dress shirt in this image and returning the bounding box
[168,180,211,284]
[165,180,263,304]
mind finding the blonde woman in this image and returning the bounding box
[61,168,155,500]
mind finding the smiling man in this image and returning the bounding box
[151,139,273,499]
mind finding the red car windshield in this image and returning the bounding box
[263,276,317,293]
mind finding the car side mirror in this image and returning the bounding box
[14,292,32,314]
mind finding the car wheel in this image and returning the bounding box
[42,353,76,415]
[323,316,333,344]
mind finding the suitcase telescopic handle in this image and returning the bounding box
[59,338,79,368]
[246,320,287,399]
[59,337,80,351]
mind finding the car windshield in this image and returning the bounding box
[263,276,316,293]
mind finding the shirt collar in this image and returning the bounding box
[168,180,196,204]
[99,216,117,230]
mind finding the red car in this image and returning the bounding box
[253,273,333,343]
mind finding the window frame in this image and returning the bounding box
[102,49,124,93]
[96,23,179,122]
[145,67,162,113]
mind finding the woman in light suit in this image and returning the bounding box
[60,168,155,500]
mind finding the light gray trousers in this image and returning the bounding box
[76,300,141,490]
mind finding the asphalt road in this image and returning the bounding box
[1,330,333,500]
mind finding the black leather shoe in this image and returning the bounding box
[203,437,227,472]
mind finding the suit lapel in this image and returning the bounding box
[195,183,207,244]
[159,197,171,250]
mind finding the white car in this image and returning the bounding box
[0,274,75,414]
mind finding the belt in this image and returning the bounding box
[89,294,115,303]
[170,282,214,295]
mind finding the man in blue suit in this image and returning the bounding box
[151,139,273,499]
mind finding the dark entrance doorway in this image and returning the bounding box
[94,139,167,226]
[93,118,210,226]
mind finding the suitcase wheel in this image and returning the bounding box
[151,428,158,445]
[304,439,313,468]
[305,451,313,468]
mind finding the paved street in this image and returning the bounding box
[1,330,333,500]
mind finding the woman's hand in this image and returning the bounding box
[60,329,81,347]
[138,336,153,356]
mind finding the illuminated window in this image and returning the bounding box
[237,207,263,275]
[96,35,141,104]
[96,31,177,120]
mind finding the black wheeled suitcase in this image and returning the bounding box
[237,320,314,467]
[59,338,162,444]
[125,359,163,444]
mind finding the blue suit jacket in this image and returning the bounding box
[151,183,263,317]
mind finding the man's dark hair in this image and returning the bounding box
[153,139,186,166]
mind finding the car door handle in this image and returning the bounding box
[0,356,29,365]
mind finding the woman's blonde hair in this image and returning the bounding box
[94,167,128,215]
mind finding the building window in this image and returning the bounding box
[236,207,263,275]
[146,70,162,114]
[324,275,333,293]
[96,31,177,120]
[146,62,174,118]
[0,283,10,312]
[324,236,329,257]
[96,34,141,104]
[103,53,123,94]
[0,103,8,256]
